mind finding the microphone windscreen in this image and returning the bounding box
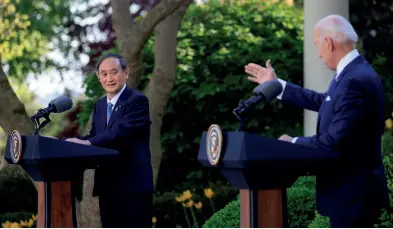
[253,80,283,102]
[48,95,73,113]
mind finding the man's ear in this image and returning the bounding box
[96,71,100,79]
[326,37,334,52]
[124,67,129,79]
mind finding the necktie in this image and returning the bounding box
[107,102,114,124]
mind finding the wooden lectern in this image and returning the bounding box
[4,134,119,228]
[198,128,342,228]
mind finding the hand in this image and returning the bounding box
[245,59,277,84]
[278,134,293,142]
[65,138,91,145]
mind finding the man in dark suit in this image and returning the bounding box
[66,53,154,227]
[245,15,390,227]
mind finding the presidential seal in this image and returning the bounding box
[10,130,23,164]
[206,124,223,166]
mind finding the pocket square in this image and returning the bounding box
[326,96,331,101]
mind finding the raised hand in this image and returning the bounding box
[245,59,277,84]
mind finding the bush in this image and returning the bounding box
[203,199,240,228]
[308,212,330,228]
[202,177,316,228]
[0,170,37,215]
[375,152,393,227]
[0,212,35,226]
[287,180,316,227]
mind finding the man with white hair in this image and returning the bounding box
[245,14,390,227]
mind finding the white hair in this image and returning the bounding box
[315,14,358,46]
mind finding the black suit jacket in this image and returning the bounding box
[80,86,154,196]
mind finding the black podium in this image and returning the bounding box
[4,134,119,228]
[198,128,342,228]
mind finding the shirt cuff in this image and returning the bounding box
[291,137,298,143]
[276,78,287,100]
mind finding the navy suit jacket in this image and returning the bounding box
[79,86,154,196]
[281,55,390,219]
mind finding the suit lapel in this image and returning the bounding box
[106,87,131,129]
[315,55,365,133]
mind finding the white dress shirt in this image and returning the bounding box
[107,84,127,109]
[276,49,360,143]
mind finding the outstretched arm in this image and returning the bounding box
[277,79,325,112]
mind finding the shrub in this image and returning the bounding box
[287,184,316,227]
[308,212,330,228]
[202,177,316,228]
[0,212,35,227]
[0,170,36,215]
[203,199,240,228]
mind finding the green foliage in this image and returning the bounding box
[308,212,330,228]
[202,198,240,228]
[76,72,105,128]
[155,0,304,192]
[287,178,316,228]
[0,212,34,225]
[152,183,238,228]
[382,129,393,157]
[202,177,317,228]
[375,152,393,228]
[0,170,37,215]
[0,0,73,80]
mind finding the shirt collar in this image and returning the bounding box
[335,49,359,80]
[107,84,126,106]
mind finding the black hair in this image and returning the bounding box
[96,52,127,72]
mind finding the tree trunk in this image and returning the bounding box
[111,0,192,89]
[0,66,35,178]
[144,0,193,188]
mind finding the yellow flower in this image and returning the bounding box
[3,221,20,228]
[186,199,194,208]
[27,218,35,227]
[183,190,192,200]
[175,195,185,203]
[19,220,29,227]
[194,201,203,209]
[204,188,214,199]
[32,214,37,220]
[386,119,393,129]
[152,216,157,223]
[1,221,11,228]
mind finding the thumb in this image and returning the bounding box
[266,59,272,69]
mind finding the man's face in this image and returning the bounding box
[314,29,335,70]
[97,58,128,96]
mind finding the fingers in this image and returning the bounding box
[245,63,266,76]
[247,76,259,83]
[266,59,272,69]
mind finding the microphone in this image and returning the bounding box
[31,95,73,121]
[233,80,283,121]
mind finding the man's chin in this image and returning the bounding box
[105,87,119,93]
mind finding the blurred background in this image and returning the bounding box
[0,0,392,227]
